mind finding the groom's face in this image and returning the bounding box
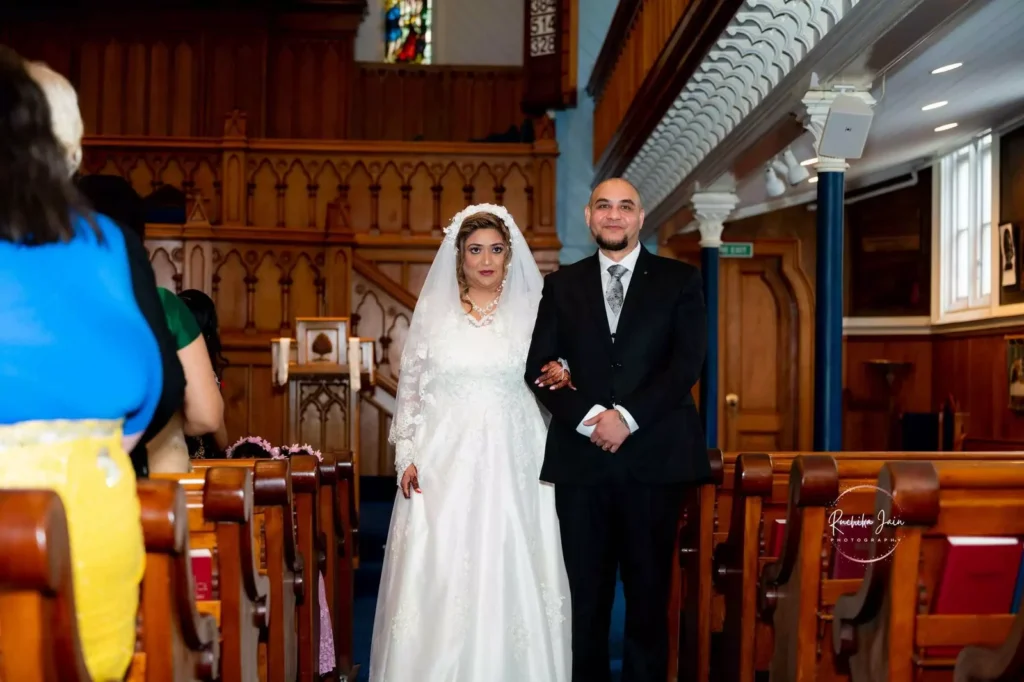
[586,179,644,252]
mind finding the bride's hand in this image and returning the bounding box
[536,361,576,391]
[400,464,421,498]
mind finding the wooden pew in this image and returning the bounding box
[155,468,270,682]
[692,451,1024,682]
[318,450,358,678]
[287,456,323,681]
[954,614,1024,681]
[136,478,220,682]
[190,459,303,682]
[832,460,1024,681]
[670,448,725,682]
[961,436,1024,452]
[0,489,91,682]
[761,455,1024,682]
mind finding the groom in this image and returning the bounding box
[526,178,709,682]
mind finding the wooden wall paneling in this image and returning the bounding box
[348,65,527,142]
[3,12,532,143]
[843,328,1024,448]
[842,335,933,450]
[846,169,932,316]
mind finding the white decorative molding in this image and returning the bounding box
[692,191,740,248]
[842,316,931,336]
[843,313,1024,336]
[623,0,864,214]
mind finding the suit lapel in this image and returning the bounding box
[615,246,653,339]
[581,254,613,350]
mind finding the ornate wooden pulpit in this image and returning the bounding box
[271,317,376,509]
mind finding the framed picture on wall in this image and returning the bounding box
[1000,223,1017,288]
[1007,335,1024,412]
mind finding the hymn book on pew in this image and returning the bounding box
[926,536,1022,658]
[828,514,874,580]
[191,549,213,601]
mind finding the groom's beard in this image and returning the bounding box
[595,232,629,251]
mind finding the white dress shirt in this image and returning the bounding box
[577,243,642,438]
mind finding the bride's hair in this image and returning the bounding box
[454,211,512,301]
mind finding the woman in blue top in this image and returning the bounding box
[0,47,162,680]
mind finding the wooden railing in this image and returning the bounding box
[586,0,744,180]
[82,110,559,237]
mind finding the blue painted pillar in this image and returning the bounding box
[693,189,737,449]
[700,244,720,448]
[813,168,846,451]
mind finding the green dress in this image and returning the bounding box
[157,287,201,350]
[148,288,204,471]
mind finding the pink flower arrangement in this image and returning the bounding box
[224,435,282,459]
[283,443,323,461]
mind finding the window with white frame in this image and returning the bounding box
[939,134,992,314]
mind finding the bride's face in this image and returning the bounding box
[461,227,508,292]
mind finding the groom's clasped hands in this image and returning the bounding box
[531,360,629,452]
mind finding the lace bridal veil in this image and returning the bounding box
[388,203,545,481]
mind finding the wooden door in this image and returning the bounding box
[666,237,815,451]
[720,256,798,450]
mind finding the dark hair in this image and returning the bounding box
[0,46,91,245]
[178,289,227,376]
[455,211,512,301]
[77,174,146,241]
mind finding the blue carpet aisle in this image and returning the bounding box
[353,476,626,680]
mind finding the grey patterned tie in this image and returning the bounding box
[606,264,627,316]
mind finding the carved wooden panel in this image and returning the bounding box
[81,127,559,239]
[289,377,350,454]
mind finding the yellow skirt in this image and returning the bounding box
[0,419,145,681]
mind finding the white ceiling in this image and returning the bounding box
[734,0,1024,211]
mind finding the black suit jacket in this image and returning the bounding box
[525,246,709,486]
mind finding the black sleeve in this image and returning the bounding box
[525,273,595,428]
[616,265,706,428]
[118,224,186,477]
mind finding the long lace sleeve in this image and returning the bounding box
[388,336,434,484]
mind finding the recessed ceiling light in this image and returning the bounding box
[922,101,948,111]
[931,63,962,74]
[808,177,819,184]
[800,157,818,166]
[935,123,959,132]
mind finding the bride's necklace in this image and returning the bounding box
[466,286,502,321]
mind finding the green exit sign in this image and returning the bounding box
[720,242,753,258]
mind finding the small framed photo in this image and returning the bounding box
[295,317,349,365]
[1000,223,1017,288]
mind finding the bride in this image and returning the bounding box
[368,205,572,681]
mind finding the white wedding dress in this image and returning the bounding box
[368,205,571,682]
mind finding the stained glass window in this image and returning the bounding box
[384,0,432,64]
